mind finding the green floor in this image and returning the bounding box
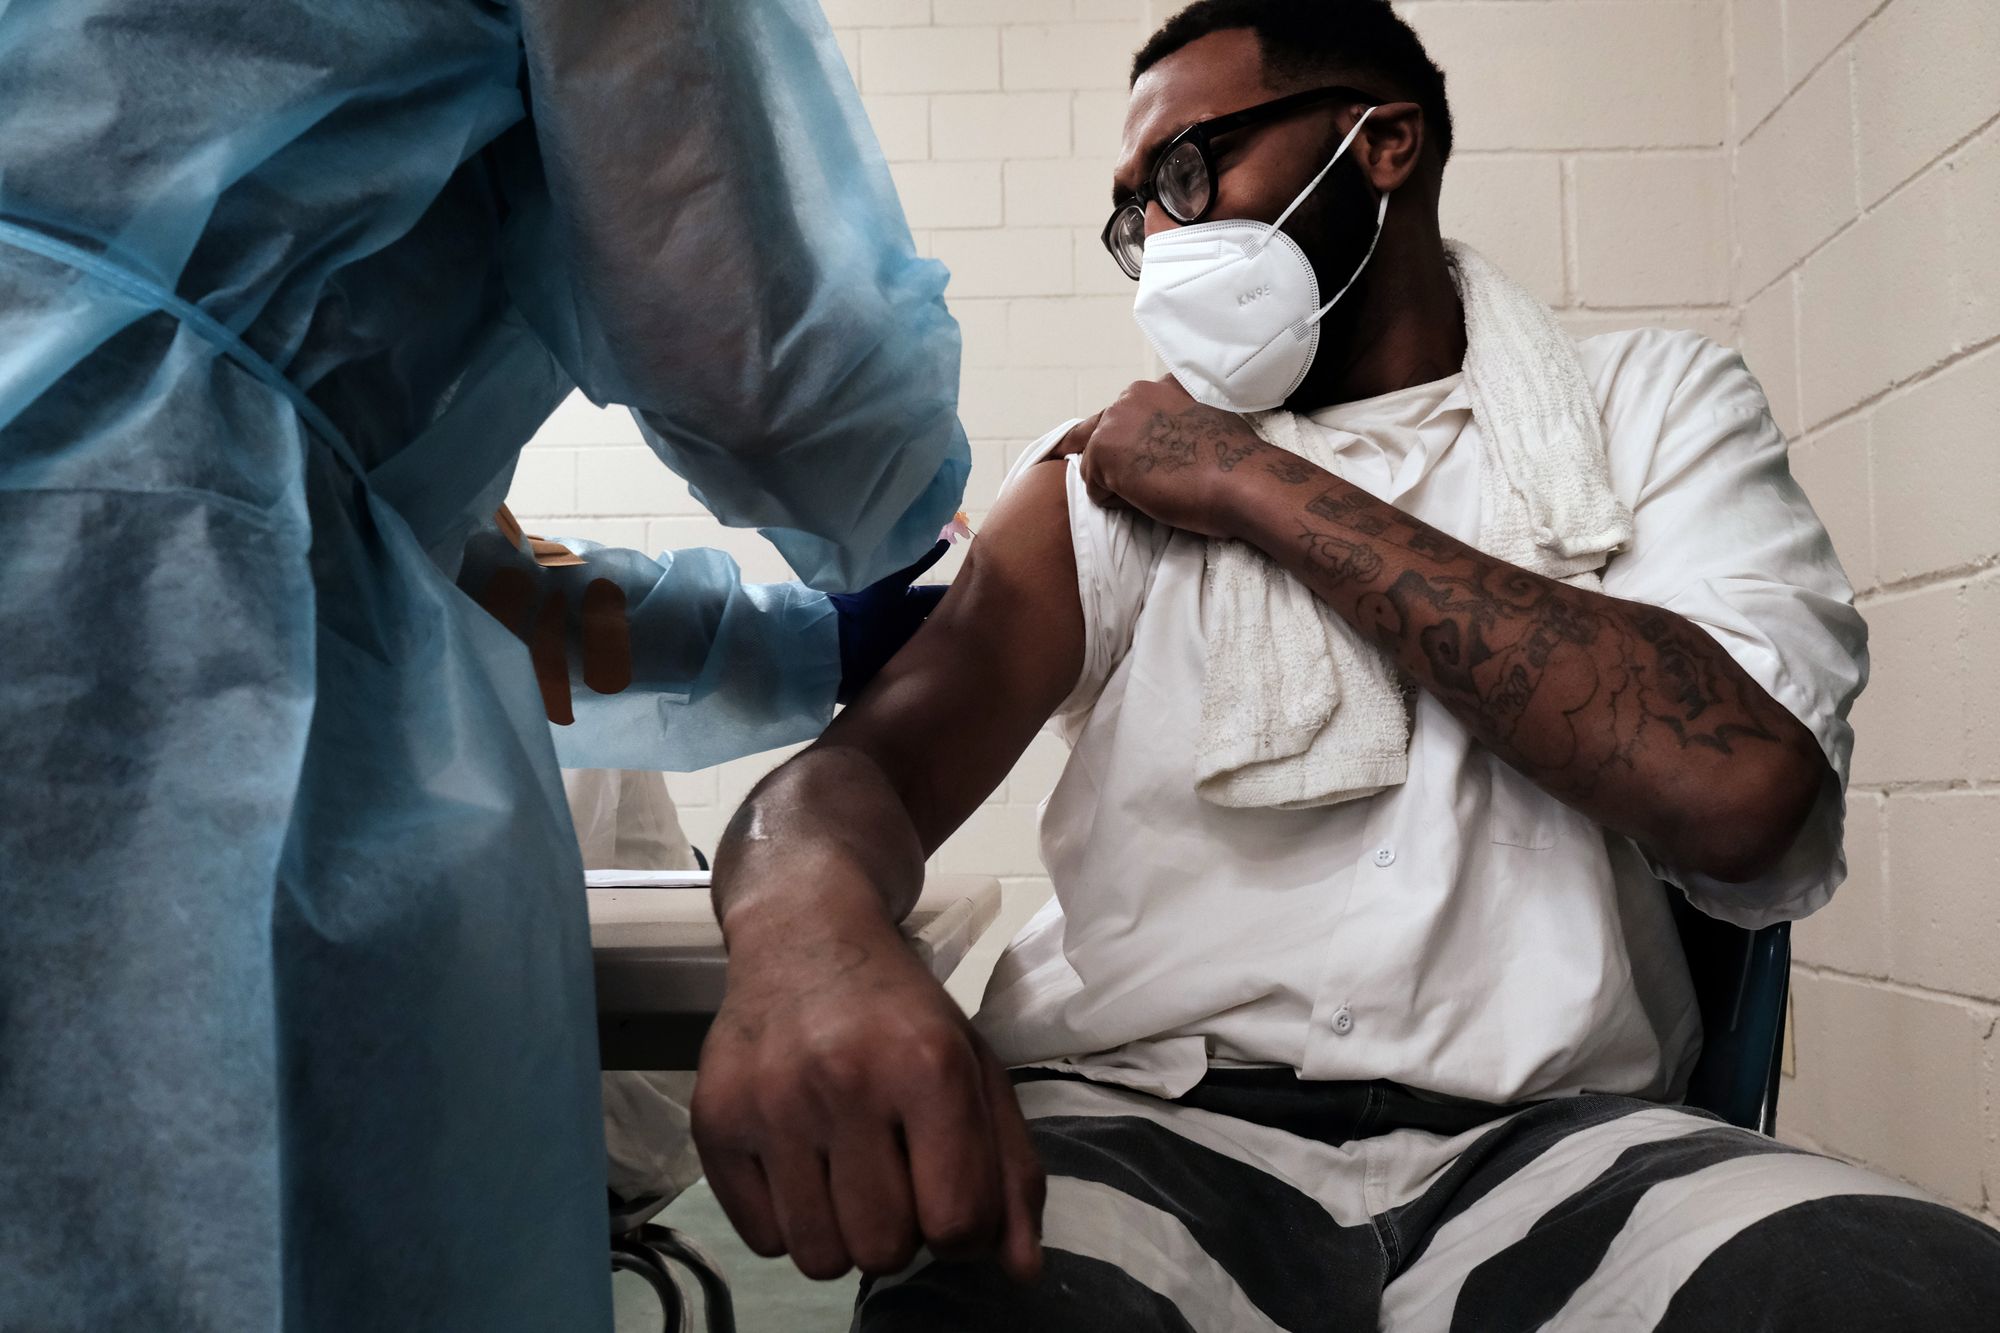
[613,1180,859,1333]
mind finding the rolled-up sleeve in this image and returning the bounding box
[1599,337,1868,928]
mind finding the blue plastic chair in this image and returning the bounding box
[1669,888,1791,1134]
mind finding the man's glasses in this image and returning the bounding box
[1100,84,1379,280]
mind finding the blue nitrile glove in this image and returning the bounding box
[831,539,952,704]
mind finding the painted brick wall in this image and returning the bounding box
[1727,0,2000,1227]
[505,0,1999,1205]
[1404,0,1737,347]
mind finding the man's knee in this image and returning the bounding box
[1657,1194,2000,1332]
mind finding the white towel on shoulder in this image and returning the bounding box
[1194,242,1633,810]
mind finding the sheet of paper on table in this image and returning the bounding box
[585,869,711,890]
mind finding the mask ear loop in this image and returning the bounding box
[1305,189,1391,324]
[1246,105,1378,258]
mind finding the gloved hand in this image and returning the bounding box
[830,540,951,704]
[462,512,631,727]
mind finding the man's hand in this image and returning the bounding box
[692,895,1045,1284]
[1058,376,1278,539]
[694,462,1079,1283]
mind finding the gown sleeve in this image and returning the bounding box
[504,0,971,594]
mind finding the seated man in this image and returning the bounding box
[691,3,2000,1328]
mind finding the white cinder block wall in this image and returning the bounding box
[507,1,1998,1217]
[1728,0,2000,1228]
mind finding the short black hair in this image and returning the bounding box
[1131,0,1454,165]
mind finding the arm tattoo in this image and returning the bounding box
[1136,407,1282,480]
[1297,528,1384,586]
[1264,454,1317,485]
[1133,412,1201,473]
[1215,434,1261,471]
[1135,409,1259,475]
[1307,487,1391,535]
[1279,482,1812,813]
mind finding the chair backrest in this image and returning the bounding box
[1668,889,1791,1134]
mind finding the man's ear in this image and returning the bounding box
[1354,101,1426,193]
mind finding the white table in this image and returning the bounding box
[590,872,1004,1070]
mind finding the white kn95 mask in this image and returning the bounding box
[1132,106,1390,413]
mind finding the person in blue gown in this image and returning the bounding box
[0,2,969,1328]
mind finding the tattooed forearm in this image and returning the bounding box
[1351,555,1794,792]
[1248,476,1823,875]
[1307,487,1392,535]
[1265,455,1318,485]
[1298,528,1385,587]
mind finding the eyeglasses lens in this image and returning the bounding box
[1155,140,1212,223]
[1109,204,1146,279]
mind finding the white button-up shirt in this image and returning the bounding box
[973,329,1866,1105]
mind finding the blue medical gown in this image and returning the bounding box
[0,1,968,1328]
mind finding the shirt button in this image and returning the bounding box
[1333,1007,1354,1035]
[1372,846,1396,868]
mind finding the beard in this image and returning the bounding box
[1277,148,1388,409]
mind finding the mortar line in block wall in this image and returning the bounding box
[1560,154,1576,304]
[1563,301,1736,317]
[1723,0,1740,150]
[1847,780,2000,799]
[1453,145,1729,159]
[1783,269,1806,443]
[1791,961,2000,1019]
[1731,0,1895,146]
[1735,106,2000,314]
[1721,0,1743,327]
[1792,329,2000,443]
[1845,47,1865,220]
[1864,789,1893,987]
[1853,557,2000,606]
[1862,103,2000,214]
[1546,306,1739,324]
[1725,0,1746,312]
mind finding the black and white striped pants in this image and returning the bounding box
[855,1070,2000,1331]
